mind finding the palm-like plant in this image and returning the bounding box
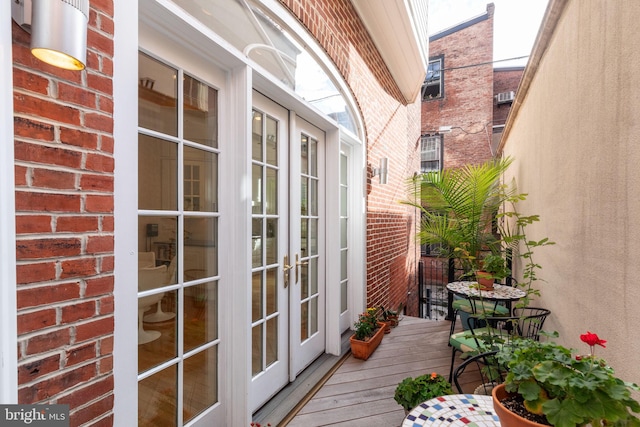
[404,158,515,275]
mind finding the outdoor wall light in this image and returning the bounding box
[372,157,388,184]
[11,0,90,71]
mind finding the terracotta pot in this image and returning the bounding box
[349,322,385,360]
[380,321,392,334]
[492,384,547,427]
[476,271,495,291]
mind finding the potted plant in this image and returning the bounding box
[476,253,511,290]
[349,308,385,360]
[394,372,453,414]
[379,302,404,330]
[493,332,640,426]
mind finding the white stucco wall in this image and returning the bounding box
[501,0,640,384]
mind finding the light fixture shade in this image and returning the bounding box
[30,0,89,71]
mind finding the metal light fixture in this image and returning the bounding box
[12,0,90,71]
[372,157,388,184]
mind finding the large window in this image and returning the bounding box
[422,56,443,100]
[420,135,442,172]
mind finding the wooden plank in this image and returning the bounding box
[283,317,475,426]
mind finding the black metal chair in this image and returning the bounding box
[452,350,505,395]
[448,307,551,381]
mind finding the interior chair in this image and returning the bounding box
[452,350,505,395]
[143,256,177,323]
[138,265,168,345]
[138,251,156,268]
[448,306,551,381]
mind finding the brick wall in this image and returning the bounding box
[12,1,115,425]
[279,0,421,315]
[422,4,495,168]
[493,67,524,127]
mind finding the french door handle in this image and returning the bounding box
[283,255,293,288]
[295,253,308,283]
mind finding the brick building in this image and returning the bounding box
[3,0,427,426]
[420,3,523,171]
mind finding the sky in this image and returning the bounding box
[428,0,550,67]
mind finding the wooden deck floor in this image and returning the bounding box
[284,316,477,427]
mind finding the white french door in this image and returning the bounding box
[250,93,326,411]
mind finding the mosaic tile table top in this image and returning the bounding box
[402,394,500,427]
[447,281,525,301]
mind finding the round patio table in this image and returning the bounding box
[402,394,500,426]
[446,281,525,302]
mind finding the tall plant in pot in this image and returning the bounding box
[403,158,516,279]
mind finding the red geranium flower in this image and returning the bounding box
[580,331,607,348]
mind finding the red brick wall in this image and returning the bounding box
[12,1,115,425]
[279,0,421,315]
[422,5,495,168]
[493,67,524,127]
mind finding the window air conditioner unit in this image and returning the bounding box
[497,91,515,104]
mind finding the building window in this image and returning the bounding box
[422,56,443,100]
[421,135,442,172]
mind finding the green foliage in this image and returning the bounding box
[495,337,640,427]
[353,308,379,340]
[393,372,453,411]
[403,158,515,274]
[479,253,511,279]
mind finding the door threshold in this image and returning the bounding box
[252,331,352,426]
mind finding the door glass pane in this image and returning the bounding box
[309,219,318,255]
[138,365,177,427]
[265,219,277,265]
[252,111,263,161]
[309,138,317,176]
[310,297,318,335]
[310,179,318,216]
[183,346,218,423]
[252,325,263,375]
[300,301,308,341]
[184,216,218,277]
[266,116,277,165]
[300,263,308,300]
[139,53,177,136]
[183,74,218,148]
[252,271,263,323]
[252,219,262,268]
[138,289,178,373]
[300,178,308,216]
[300,135,308,174]
[138,135,177,211]
[266,317,278,367]
[266,268,277,315]
[184,281,218,352]
[300,219,308,255]
[252,164,263,214]
[184,147,217,212]
[310,257,318,294]
[266,167,277,215]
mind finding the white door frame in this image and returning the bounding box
[0,0,18,404]
[114,1,367,425]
